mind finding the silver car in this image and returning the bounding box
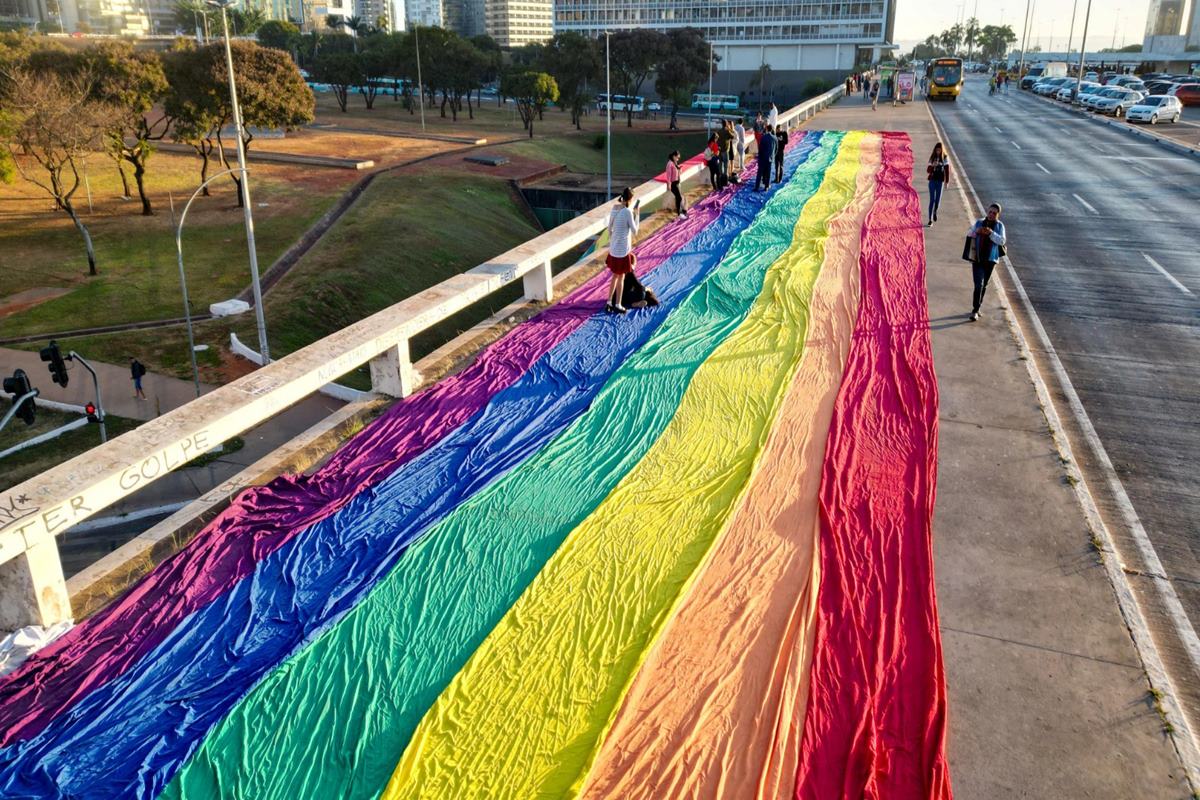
[1092,90,1144,117]
[1125,95,1184,124]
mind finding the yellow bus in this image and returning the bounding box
[926,57,964,100]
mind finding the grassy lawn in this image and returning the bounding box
[0,149,357,339]
[310,90,696,142]
[1,408,140,492]
[496,130,709,176]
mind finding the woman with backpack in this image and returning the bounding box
[926,142,951,226]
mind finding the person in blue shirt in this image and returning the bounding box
[967,203,1007,321]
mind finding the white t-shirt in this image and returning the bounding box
[608,204,639,258]
[767,106,778,129]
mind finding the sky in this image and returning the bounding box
[893,0,1154,54]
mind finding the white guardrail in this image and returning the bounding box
[0,85,844,629]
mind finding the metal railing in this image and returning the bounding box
[0,84,844,629]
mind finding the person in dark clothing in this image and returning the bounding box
[965,203,1007,321]
[755,128,776,191]
[926,142,950,225]
[773,125,788,183]
[621,270,660,309]
[129,357,147,400]
[706,132,721,190]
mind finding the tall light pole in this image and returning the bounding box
[605,30,612,201]
[707,39,714,133]
[1066,0,1078,54]
[1072,0,1093,106]
[208,0,271,364]
[415,24,426,132]
[1017,0,1032,80]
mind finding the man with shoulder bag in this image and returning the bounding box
[963,203,1007,322]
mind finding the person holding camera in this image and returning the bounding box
[606,187,641,315]
[965,203,1006,322]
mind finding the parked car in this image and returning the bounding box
[1169,83,1200,106]
[1125,94,1184,123]
[1143,80,1178,96]
[1073,82,1108,104]
[1093,90,1144,117]
[1170,75,1200,84]
[1034,77,1069,95]
[1080,87,1116,109]
[1083,71,1100,82]
[1056,81,1096,102]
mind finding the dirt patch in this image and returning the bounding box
[406,149,558,181]
[0,288,73,319]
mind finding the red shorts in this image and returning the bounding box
[606,253,634,275]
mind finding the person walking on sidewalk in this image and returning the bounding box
[605,187,640,315]
[129,357,147,400]
[926,142,950,225]
[755,126,777,191]
[774,124,788,184]
[870,79,880,110]
[665,150,687,218]
[965,203,1007,322]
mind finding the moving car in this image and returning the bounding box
[1169,84,1200,106]
[1092,90,1144,117]
[1125,95,1183,123]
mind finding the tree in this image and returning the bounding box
[654,28,711,131]
[229,6,266,35]
[355,47,389,109]
[312,51,360,111]
[1,68,120,275]
[749,63,773,109]
[976,24,1017,61]
[543,31,600,130]
[501,70,558,138]
[964,17,981,59]
[609,29,668,127]
[81,42,170,216]
[470,34,501,107]
[164,41,314,206]
[257,20,300,53]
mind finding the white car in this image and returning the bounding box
[1084,71,1099,82]
[1071,82,1106,104]
[1056,81,1097,102]
[1125,95,1183,124]
[1092,90,1143,117]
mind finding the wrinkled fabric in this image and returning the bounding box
[0,150,749,751]
[0,138,823,800]
[158,137,830,800]
[794,132,951,799]
[577,133,881,800]
[381,134,851,800]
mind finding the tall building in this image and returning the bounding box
[486,0,551,46]
[0,0,47,29]
[554,0,896,102]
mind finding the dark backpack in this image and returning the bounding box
[132,360,146,378]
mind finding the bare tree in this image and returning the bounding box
[1,68,119,275]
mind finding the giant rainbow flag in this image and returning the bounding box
[0,130,951,799]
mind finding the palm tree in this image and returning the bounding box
[749,63,773,110]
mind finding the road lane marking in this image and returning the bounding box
[1131,164,1153,176]
[1072,193,1098,214]
[1035,162,1051,174]
[926,99,1200,778]
[994,125,1003,132]
[1143,253,1193,295]
[1010,140,1021,149]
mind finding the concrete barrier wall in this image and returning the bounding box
[0,85,844,630]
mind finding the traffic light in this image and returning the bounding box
[3,369,36,426]
[40,340,69,387]
[85,402,101,423]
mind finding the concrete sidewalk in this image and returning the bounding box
[0,345,209,422]
[802,97,1190,796]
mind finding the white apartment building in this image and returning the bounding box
[486,0,551,46]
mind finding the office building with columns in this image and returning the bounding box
[553,0,896,105]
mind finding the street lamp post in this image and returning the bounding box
[208,0,271,364]
[605,31,612,201]
[1066,0,1078,55]
[707,39,714,134]
[415,24,426,133]
[1017,0,1032,80]
[1072,0,1093,106]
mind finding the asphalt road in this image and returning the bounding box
[929,77,1200,679]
